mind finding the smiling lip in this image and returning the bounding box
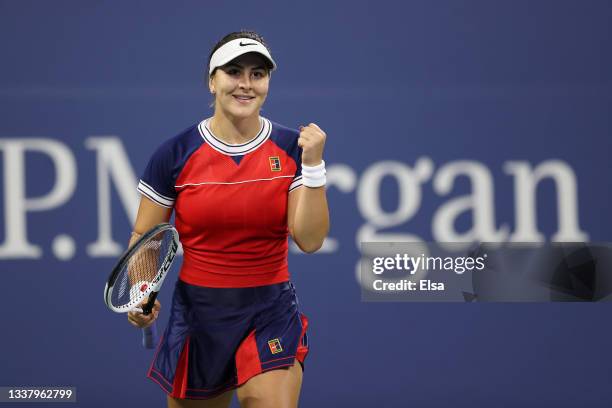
[233,95,255,103]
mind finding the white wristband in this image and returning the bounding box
[301,160,326,188]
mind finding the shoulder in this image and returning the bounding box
[139,121,205,205]
[153,122,203,158]
[144,121,206,172]
[269,119,299,138]
[267,119,300,150]
[141,120,206,179]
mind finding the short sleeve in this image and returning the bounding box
[137,141,178,208]
[288,143,303,192]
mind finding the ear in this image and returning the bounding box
[208,76,215,94]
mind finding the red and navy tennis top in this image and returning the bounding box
[137,117,303,288]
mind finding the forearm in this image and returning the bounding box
[292,186,329,253]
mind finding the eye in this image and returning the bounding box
[225,67,241,76]
[252,70,266,79]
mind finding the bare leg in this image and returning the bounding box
[236,360,303,408]
[167,390,234,408]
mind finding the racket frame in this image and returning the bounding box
[103,223,179,313]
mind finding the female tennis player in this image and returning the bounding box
[126,30,329,408]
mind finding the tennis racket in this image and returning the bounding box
[104,223,180,349]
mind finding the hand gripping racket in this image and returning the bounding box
[104,223,179,348]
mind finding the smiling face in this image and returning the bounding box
[209,52,270,120]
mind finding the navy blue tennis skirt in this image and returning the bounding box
[147,279,309,399]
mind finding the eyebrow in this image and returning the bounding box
[225,63,267,70]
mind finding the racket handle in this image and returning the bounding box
[142,291,160,349]
[142,322,158,349]
[142,291,159,315]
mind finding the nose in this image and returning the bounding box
[238,71,252,90]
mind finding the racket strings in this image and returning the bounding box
[110,229,174,309]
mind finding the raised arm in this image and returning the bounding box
[287,123,330,253]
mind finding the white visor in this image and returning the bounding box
[209,38,276,75]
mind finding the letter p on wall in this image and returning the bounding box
[0,138,76,258]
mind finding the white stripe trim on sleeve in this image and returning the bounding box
[137,180,175,208]
[289,176,303,192]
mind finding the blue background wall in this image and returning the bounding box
[1,1,611,406]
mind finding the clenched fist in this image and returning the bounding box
[298,123,326,166]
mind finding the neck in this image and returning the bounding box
[210,110,261,144]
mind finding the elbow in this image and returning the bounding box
[292,223,329,254]
[294,232,328,254]
[299,240,324,254]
